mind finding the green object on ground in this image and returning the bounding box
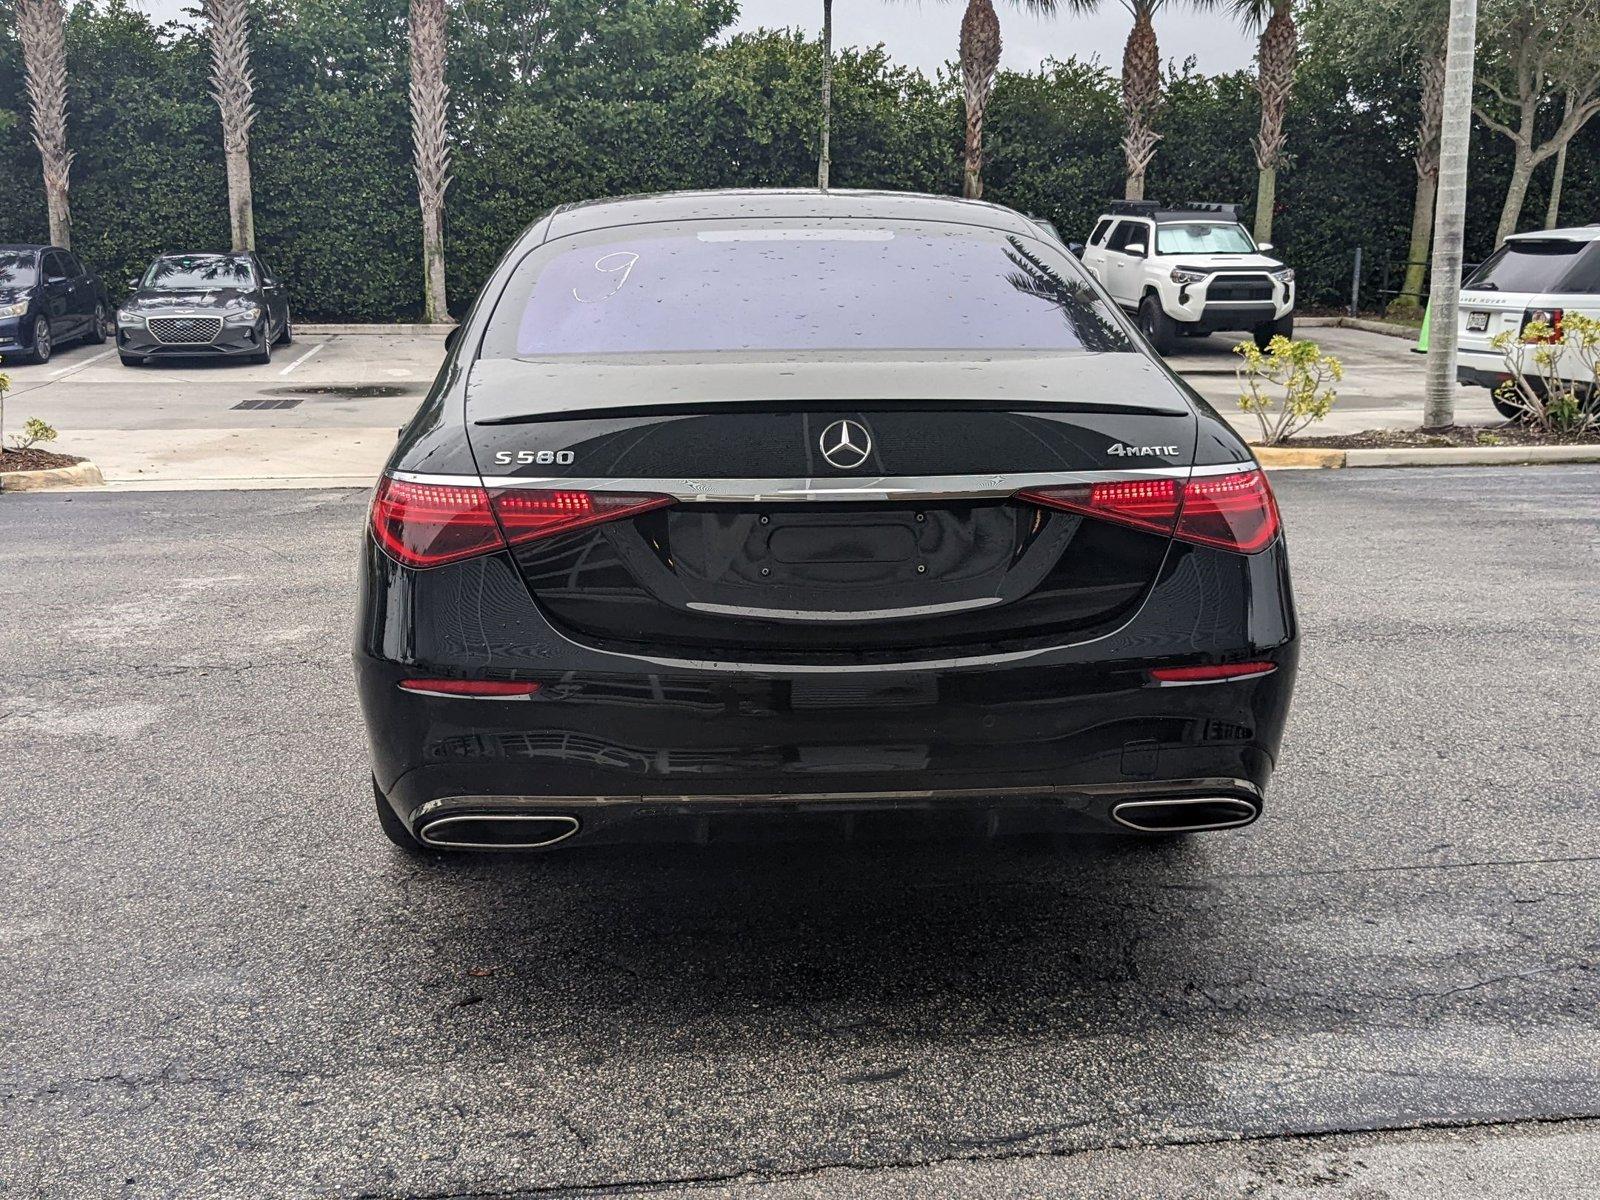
[1415,300,1431,354]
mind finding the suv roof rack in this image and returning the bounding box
[1106,199,1244,224]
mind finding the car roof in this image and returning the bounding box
[1505,226,1600,244]
[544,188,1046,241]
[155,251,250,259]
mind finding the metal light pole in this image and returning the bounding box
[1422,0,1478,430]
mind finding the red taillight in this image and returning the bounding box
[398,678,543,698]
[1148,661,1277,685]
[370,479,501,568]
[491,489,673,542]
[370,477,672,569]
[1018,469,1279,554]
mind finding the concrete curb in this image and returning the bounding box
[0,460,105,492]
[1253,443,1600,470]
[1340,316,1422,341]
[298,323,455,336]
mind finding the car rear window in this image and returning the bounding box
[1465,240,1589,293]
[481,221,1132,357]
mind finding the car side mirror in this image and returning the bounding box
[1067,242,1086,259]
[1258,242,1274,253]
[128,278,141,290]
[1125,242,1147,258]
[444,325,461,352]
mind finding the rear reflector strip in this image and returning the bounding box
[1147,662,1277,686]
[398,679,543,699]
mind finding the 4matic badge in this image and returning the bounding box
[1107,443,1180,458]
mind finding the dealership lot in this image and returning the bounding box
[1,469,1595,1197]
[2,324,1500,489]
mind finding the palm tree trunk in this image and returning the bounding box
[1397,50,1445,310]
[205,0,257,252]
[410,0,451,324]
[1545,142,1567,229]
[1120,1,1161,202]
[16,0,73,249]
[1423,0,1478,432]
[1251,1,1296,244]
[960,0,1001,200]
[818,0,833,190]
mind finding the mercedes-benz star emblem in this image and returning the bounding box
[818,419,872,470]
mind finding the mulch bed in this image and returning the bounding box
[1283,425,1600,450]
[0,447,87,473]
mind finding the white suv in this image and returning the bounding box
[1455,227,1600,417]
[1078,201,1295,355]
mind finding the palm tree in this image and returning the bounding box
[953,1,1061,200]
[410,0,451,323]
[1060,0,1171,202]
[818,0,833,190]
[1199,0,1297,243]
[16,0,73,249]
[205,0,258,251]
[1422,0,1478,430]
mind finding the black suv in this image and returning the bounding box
[0,244,115,364]
[116,252,292,366]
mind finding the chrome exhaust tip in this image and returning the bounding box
[418,813,580,850]
[1110,796,1259,834]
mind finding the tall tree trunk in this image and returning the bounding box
[16,0,73,249]
[960,0,1000,200]
[817,0,832,190]
[206,0,257,252]
[1251,1,1296,244]
[1120,2,1161,201]
[1423,0,1478,432]
[1545,142,1567,229]
[1397,50,1445,309]
[1493,142,1534,247]
[410,0,451,324]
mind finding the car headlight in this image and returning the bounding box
[0,301,28,319]
[223,303,262,325]
[1170,268,1207,286]
[118,308,146,326]
[1271,267,1295,284]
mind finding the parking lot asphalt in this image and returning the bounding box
[1,468,1596,1198]
[3,325,1499,489]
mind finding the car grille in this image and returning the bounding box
[1208,275,1274,302]
[147,315,223,344]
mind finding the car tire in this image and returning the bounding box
[251,328,273,366]
[1491,390,1525,421]
[373,776,429,854]
[26,316,52,364]
[276,314,293,346]
[1254,314,1294,350]
[118,352,144,367]
[1138,295,1177,355]
[86,303,111,345]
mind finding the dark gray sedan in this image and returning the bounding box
[116,251,292,366]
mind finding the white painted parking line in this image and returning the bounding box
[49,348,116,376]
[278,342,326,377]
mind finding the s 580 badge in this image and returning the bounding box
[493,450,575,465]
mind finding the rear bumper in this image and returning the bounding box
[355,535,1299,848]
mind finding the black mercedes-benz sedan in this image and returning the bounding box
[116,251,291,365]
[356,189,1298,854]
[0,244,114,364]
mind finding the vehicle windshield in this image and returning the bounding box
[1156,223,1257,255]
[0,251,39,288]
[142,256,255,291]
[1465,241,1587,293]
[484,222,1133,357]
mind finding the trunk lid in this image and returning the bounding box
[464,354,1200,664]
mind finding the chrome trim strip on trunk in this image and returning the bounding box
[685,596,1003,622]
[389,461,1256,499]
